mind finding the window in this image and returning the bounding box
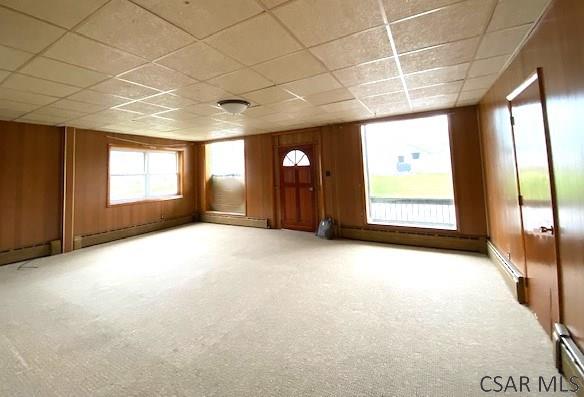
[109,148,180,204]
[361,115,456,230]
[283,150,310,167]
[206,139,245,214]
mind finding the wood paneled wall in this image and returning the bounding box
[0,121,62,252]
[73,129,197,237]
[226,106,487,239]
[479,0,584,349]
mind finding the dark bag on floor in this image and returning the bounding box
[316,217,334,240]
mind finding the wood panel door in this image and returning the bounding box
[280,146,316,232]
[509,71,560,335]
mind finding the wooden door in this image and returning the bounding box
[280,146,316,232]
[509,71,560,335]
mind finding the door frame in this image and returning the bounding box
[507,67,563,327]
[277,143,318,231]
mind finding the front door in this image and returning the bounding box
[279,146,316,232]
[509,70,560,335]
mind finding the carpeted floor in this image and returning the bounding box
[0,223,571,396]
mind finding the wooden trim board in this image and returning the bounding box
[487,240,527,303]
[340,227,486,253]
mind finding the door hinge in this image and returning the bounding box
[518,194,524,206]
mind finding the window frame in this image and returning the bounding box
[107,144,184,207]
[360,112,459,232]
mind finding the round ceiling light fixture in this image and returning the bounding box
[217,99,250,115]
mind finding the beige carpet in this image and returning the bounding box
[0,223,571,396]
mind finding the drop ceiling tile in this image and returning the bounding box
[243,105,278,118]
[259,0,289,8]
[143,93,195,108]
[382,0,462,22]
[0,87,58,105]
[205,13,302,66]
[488,0,549,32]
[32,106,86,120]
[408,81,463,99]
[0,70,9,81]
[333,57,399,87]
[476,24,531,58]
[0,45,34,71]
[399,37,479,73]
[76,0,194,60]
[0,98,41,113]
[0,0,109,28]
[0,108,27,120]
[304,88,354,106]
[115,101,171,115]
[252,51,326,84]
[132,0,262,39]
[243,86,295,105]
[361,91,407,109]
[44,33,146,75]
[310,27,392,70]
[468,55,509,78]
[91,79,160,99]
[208,69,272,95]
[462,74,498,91]
[273,0,383,46]
[320,99,368,113]
[391,0,495,53]
[267,98,313,114]
[156,42,242,81]
[175,83,228,103]
[367,100,410,116]
[405,63,469,89]
[50,98,107,113]
[412,94,457,110]
[76,108,142,124]
[2,74,80,97]
[349,78,403,98]
[152,109,199,121]
[185,102,223,116]
[118,64,197,91]
[67,89,130,106]
[19,57,109,88]
[282,73,341,97]
[0,7,65,53]
[18,113,71,125]
[459,88,487,102]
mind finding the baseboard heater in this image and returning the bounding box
[201,212,269,229]
[554,324,584,396]
[74,216,195,249]
[0,240,61,266]
[486,241,527,303]
[339,227,486,253]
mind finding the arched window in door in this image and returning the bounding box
[282,149,310,167]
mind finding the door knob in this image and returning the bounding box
[540,225,554,234]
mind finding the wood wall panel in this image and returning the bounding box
[73,129,196,237]
[479,0,584,349]
[449,107,487,236]
[245,134,275,226]
[0,121,62,252]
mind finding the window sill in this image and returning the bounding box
[365,221,459,234]
[108,195,183,208]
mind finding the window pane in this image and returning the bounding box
[110,175,146,202]
[361,115,456,230]
[207,140,245,177]
[148,152,178,174]
[110,150,144,175]
[148,174,178,197]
